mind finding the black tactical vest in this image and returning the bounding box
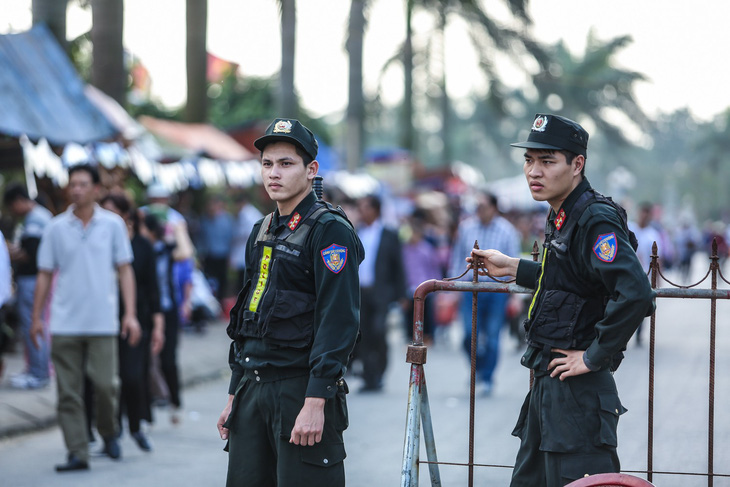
[525,189,637,363]
[226,201,351,349]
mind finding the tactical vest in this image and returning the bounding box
[226,200,352,350]
[525,189,638,368]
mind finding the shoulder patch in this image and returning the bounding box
[593,232,618,262]
[321,243,348,274]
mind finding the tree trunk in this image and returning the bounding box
[91,0,125,106]
[185,0,208,123]
[279,0,297,118]
[438,4,450,167]
[32,0,68,52]
[401,0,414,152]
[346,0,366,171]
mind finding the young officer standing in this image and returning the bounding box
[217,118,363,487]
[470,114,655,486]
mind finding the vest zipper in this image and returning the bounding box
[528,246,548,320]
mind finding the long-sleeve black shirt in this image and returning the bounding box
[516,179,655,371]
[228,192,363,399]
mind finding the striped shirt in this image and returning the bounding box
[448,215,520,281]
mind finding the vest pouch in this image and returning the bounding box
[528,289,587,348]
[239,309,262,339]
[226,279,252,340]
[262,289,316,349]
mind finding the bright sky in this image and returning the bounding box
[3,0,729,122]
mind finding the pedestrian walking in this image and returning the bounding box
[3,184,53,389]
[0,228,12,379]
[355,194,407,392]
[32,164,141,472]
[199,195,234,302]
[469,114,655,486]
[230,193,263,290]
[449,191,520,396]
[101,193,165,451]
[140,212,184,424]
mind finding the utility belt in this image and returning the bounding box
[242,367,309,383]
[529,342,624,373]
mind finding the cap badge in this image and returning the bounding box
[532,115,549,132]
[288,212,301,231]
[593,232,617,263]
[321,244,348,274]
[554,209,566,230]
[273,120,293,134]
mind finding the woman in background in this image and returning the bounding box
[100,193,164,450]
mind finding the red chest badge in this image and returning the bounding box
[321,244,348,274]
[554,209,566,230]
[288,213,301,231]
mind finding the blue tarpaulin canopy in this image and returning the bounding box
[0,24,117,145]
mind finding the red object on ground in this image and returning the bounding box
[565,473,655,487]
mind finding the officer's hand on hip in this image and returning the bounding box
[548,349,591,380]
[290,397,325,446]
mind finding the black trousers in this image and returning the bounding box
[225,374,348,487]
[510,369,625,487]
[356,287,389,389]
[204,255,229,301]
[118,328,151,432]
[160,308,181,408]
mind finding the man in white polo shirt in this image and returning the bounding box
[31,164,141,472]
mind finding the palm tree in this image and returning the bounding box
[691,111,730,218]
[532,31,649,146]
[32,0,69,51]
[398,0,549,165]
[91,0,125,106]
[401,0,414,153]
[185,0,208,123]
[278,0,297,118]
[345,0,367,171]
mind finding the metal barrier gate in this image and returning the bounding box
[401,240,730,486]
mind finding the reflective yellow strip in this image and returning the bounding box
[249,246,272,312]
[527,247,547,320]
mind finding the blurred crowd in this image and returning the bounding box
[0,173,726,445]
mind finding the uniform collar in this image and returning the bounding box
[268,191,317,234]
[550,178,592,230]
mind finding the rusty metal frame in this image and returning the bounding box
[401,240,730,487]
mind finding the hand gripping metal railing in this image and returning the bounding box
[400,239,730,487]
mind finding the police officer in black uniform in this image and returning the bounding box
[470,114,655,486]
[217,118,364,487]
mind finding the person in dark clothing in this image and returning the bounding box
[199,195,234,301]
[218,118,363,487]
[470,114,655,487]
[355,194,407,392]
[140,213,183,424]
[100,194,164,451]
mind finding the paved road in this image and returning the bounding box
[1,272,729,485]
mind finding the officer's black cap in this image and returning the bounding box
[511,113,589,157]
[254,118,319,160]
